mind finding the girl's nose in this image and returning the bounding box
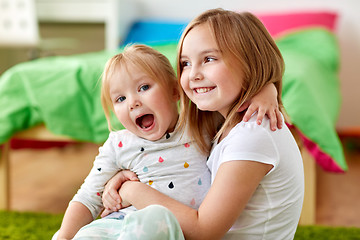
[189,65,203,81]
[129,97,141,110]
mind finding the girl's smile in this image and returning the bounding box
[193,87,216,94]
[180,23,243,117]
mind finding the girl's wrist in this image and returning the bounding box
[119,181,137,205]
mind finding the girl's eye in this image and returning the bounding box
[116,96,126,103]
[181,61,191,68]
[139,84,150,92]
[205,57,216,63]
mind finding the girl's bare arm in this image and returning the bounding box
[57,202,93,240]
[120,160,272,240]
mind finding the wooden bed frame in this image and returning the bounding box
[0,125,316,225]
[0,125,74,211]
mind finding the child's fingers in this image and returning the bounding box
[268,110,277,131]
[102,196,115,211]
[102,189,121,210]
[242,104,257,122]
[256,107,266,125]
[101,208,114,218]
[121,170,139,181]
[275,108,283,129]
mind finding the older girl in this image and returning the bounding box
[115,9,304,240]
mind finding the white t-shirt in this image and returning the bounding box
[207,114,304,240]
[72,128,210,219]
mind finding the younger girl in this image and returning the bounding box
[115,9,304,240]
[55,44,211,239]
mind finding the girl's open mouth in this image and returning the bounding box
[136,114,154,129]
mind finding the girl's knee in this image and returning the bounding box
[144,204,172,214]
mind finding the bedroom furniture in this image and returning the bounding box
[35,0,130,51]
[0,0,39,47]
[0,125,73,210]
[0,0,79,64]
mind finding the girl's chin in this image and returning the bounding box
[198,107,209,111]
[140,131,164,142]
[196,104,215,112]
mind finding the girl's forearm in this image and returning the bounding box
[120,161,265,240]
[120,181,205,239]
[57,202,93,239]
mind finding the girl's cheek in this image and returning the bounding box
[180,75,188,90]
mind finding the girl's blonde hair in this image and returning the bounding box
[101,44,178,130]
[177,9,284,155]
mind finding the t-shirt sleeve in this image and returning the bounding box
[221,123,279,169]
[71,132,122,219]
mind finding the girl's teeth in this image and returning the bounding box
[196,87,212,93]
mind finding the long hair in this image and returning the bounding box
[177,9,284,155]
[101,44,179,130]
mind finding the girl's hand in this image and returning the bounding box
[240,83,282,131]
[101,170,139,216]
[101,196,132,218]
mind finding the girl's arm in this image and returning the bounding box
[120,160,272,240]
[101,170,139,218]
[57,202,93,240]
[241,83,282,131]
[58,133,124,238]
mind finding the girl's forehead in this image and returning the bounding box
[184,23,210,41]
[181,23,219,56]
[113,62,142,79]
[115,63,162,86]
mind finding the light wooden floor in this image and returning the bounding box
[8,138,360,227]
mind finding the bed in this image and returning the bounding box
[0,1,348,226]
